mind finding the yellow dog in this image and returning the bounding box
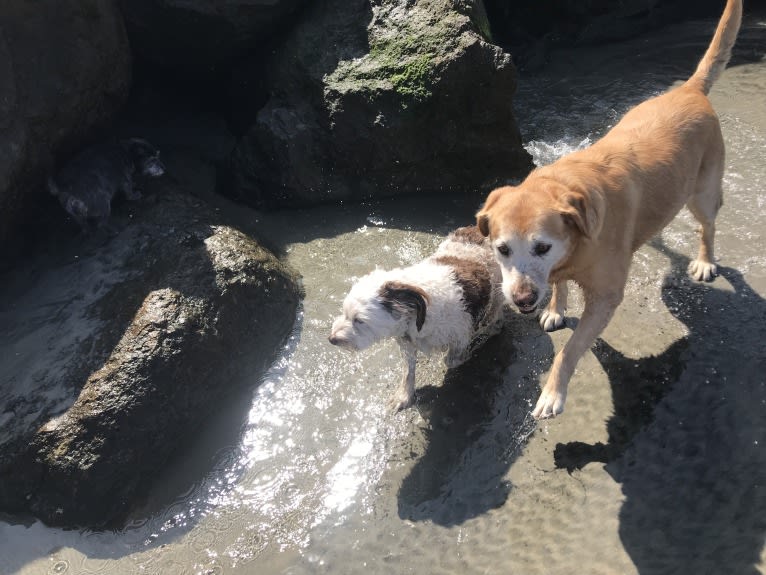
[477,0,742,418]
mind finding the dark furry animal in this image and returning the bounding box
[48,138,165,230]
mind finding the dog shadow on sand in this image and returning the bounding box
[555,238,766,575]
[396,311,550,526]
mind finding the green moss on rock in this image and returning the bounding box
[327,15,460,106]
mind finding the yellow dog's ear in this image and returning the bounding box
[476,212,491,237]
[476,186,513,237]
[557,188,605,240]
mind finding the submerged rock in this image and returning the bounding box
[227,0,533,209]
[0,190,302,527]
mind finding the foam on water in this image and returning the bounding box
[524,137,592,167]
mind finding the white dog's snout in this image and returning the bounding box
[328,317,345,343]
[328,316,359,351]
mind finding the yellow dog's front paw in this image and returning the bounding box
[688,259,717,282]
[532,387,567,419]
[539,309,566,332]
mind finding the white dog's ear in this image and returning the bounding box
[379,281,429,331]
[556,188,605,240]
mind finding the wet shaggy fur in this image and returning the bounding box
[49,138,165,231]
[476,0,742,419]
[329,226,505,410]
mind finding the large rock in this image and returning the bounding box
[0,190,302,527]
[117,0,308,69]
[226,0,533,210]
[0,0,131,259]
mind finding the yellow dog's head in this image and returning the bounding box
[476,179,604,313]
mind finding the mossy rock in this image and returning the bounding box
[227,0,532,209]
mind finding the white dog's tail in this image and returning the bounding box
[687,0,743,94]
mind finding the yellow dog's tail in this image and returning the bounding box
[687,0,743,94]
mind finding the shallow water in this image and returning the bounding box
[2,14,766,575]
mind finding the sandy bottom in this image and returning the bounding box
[1,14,765,575]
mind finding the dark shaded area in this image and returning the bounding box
[116,0,308,73]
[397,314,546,526]
[555,239,766,574]
[725,10,766,68]
[554,336,688,472]
[0,1,131,272]
[485,0,766,70]
[116,0,314,134]
[614,247,766,575]
[123,34,280,136]
[486,0,722,45]
[548,279,691,473]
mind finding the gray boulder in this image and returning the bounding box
[0,1,131,256]
[227,0,533,209]
[0,190,302,527]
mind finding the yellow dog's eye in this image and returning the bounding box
[533,243,552,256]
[497,244,511,257]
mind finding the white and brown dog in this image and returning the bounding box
[329,226,505,410]
[476,0,742,419]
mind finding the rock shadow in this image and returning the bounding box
[397,313,548,526]
[556,239,766,574]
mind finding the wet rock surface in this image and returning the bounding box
[0,189,302,527]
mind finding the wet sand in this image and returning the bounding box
[1,13,765,575]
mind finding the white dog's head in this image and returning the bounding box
[329,270,429,351]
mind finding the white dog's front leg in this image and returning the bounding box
[392,341,418,411]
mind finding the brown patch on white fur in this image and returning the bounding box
[434,255,492,324]
[449,225,488,246]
